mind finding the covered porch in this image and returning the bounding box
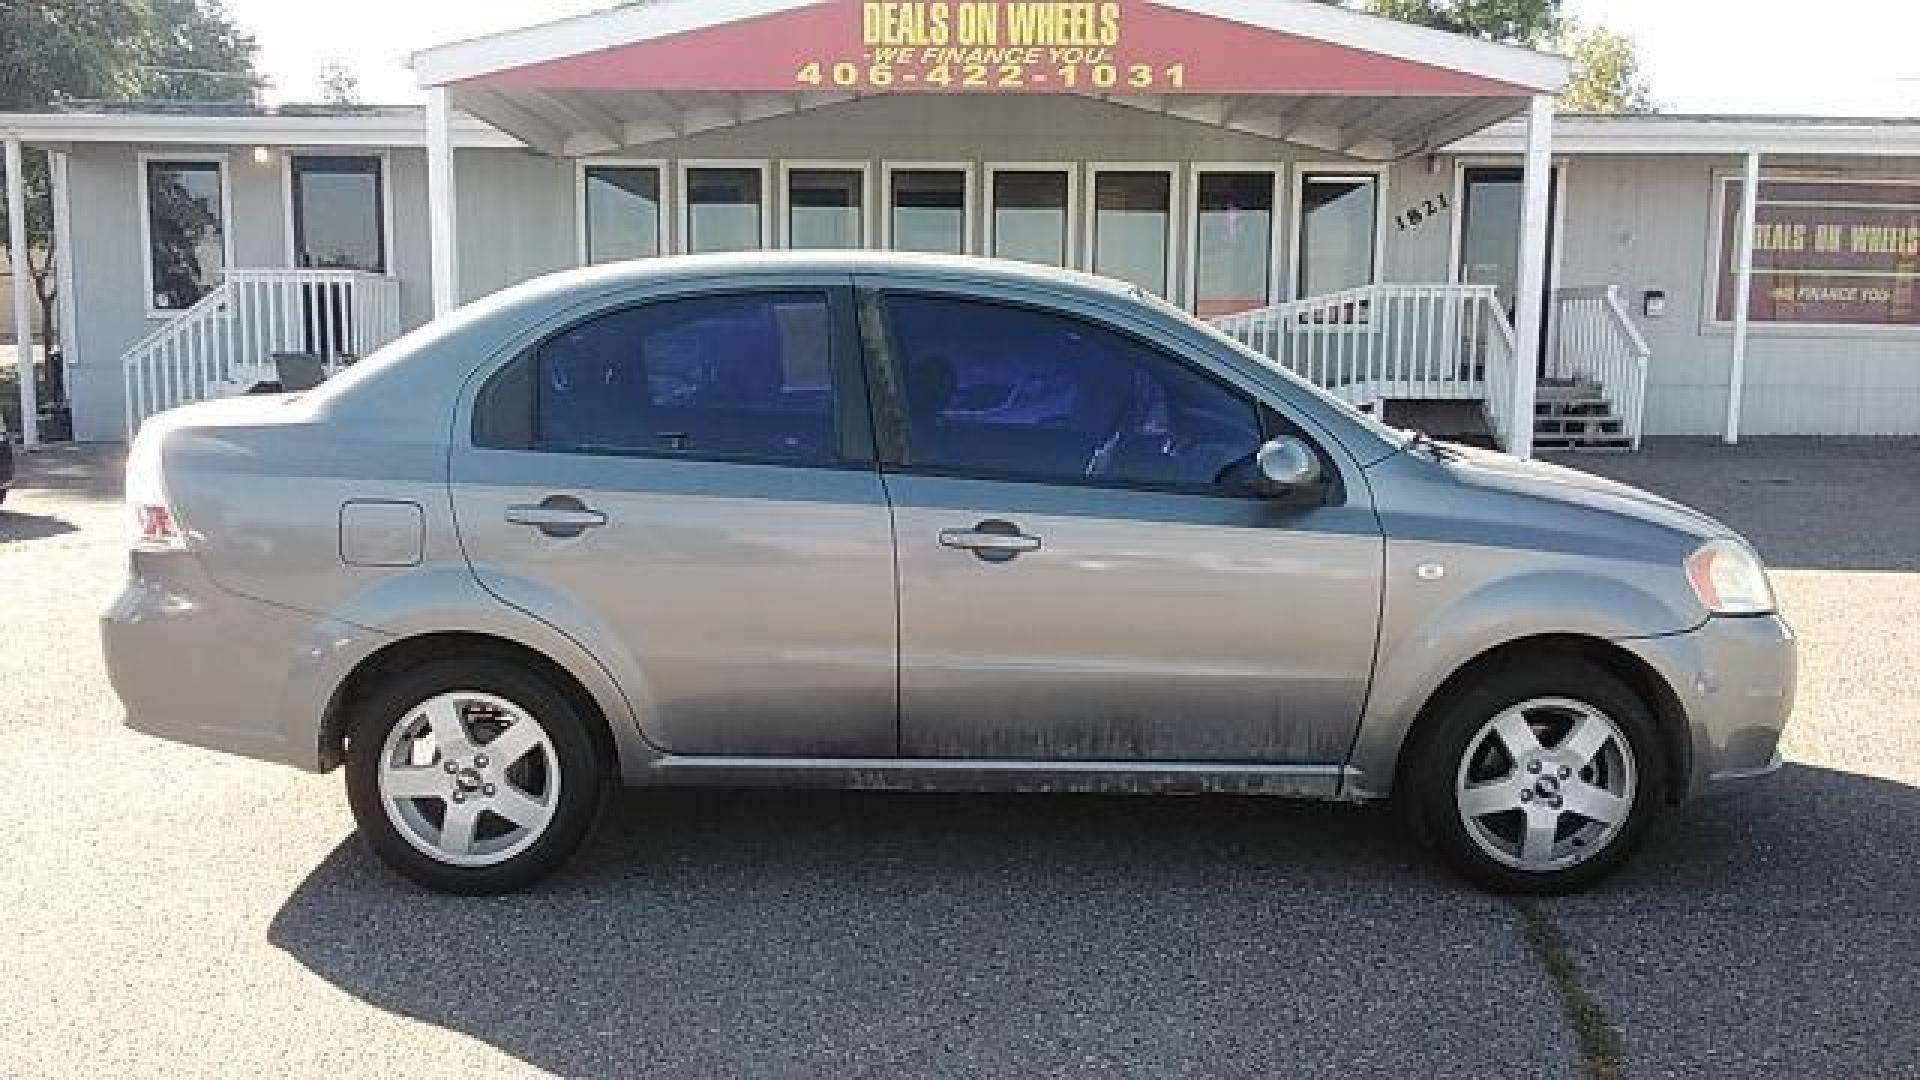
[408,0,1572,455]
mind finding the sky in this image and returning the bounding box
[233,0,1920,117]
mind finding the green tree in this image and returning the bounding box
[1320,0,1656,113]
[1559,23,1657,113]
[1359,0,1563,46]
[0,0,257,410]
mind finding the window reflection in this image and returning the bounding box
[991,170,1070,267]
[890,169,967,254]
[583,166,662,264]
[1194,172,1274,318]
[1298,174,1378,298]
[1092,171,1172,298]
[686,168,763,253]
[788,169,864,249]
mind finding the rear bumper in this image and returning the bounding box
[1618,614,1797,801]
[101,551,384,771]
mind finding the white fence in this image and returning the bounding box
[122,269,403,435]
[1550,285,1652,450]
[1210,283,1524,448]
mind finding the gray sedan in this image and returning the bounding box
[102,252,1795,895]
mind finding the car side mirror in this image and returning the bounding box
[1256,436,1324,492]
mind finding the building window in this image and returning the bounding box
[143,158,228,311]
[888,167,969,254]
[989,168,1072,267]
[290,155,386,273]
[1193,171,1276,318]
[786,167,866,249]
[1712,175,1920,327]
[1297,173,1380,298]
[684,166,765,253]
[1091,168,1174,299]
[582,165,663,264]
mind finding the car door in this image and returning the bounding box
[450,278,900,757]
[862,281,1384,766]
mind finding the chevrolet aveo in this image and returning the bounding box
[103,253,1795,895]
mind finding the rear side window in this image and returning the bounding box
[880,294,1266,493]
[480,291,838,464]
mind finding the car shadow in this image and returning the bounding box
[268,763,1918,1077]
[0,509,78,543]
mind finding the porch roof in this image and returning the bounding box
[409,0,1569,162]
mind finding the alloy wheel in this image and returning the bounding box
[1453,696,1638,874]
[376,691,561,868]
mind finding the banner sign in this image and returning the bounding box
[1716,177,1920,326]
[477,0,1525,97]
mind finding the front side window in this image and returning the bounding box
[685,167,764,254]
[506,292,838,464]
[1297,174,1379,298]
[1092,171,1173,298]
[787,168,865,249]
[1194,172,1276,318]
[889,169,967,254]
[144,159,227,310]
[583,165,663,264]
[881,294,1264,493]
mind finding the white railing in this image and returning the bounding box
[1551,285,1652,450]
[1210,283,1523,448]
[122,268,403,435]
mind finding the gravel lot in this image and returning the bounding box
[2,438,1915,1078]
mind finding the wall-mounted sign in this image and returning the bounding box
[1715,176,1920,327]
[1393,192,1450,232]
[477,0,1527,97]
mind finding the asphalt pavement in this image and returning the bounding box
[1,438,1915,1078]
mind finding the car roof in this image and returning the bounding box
[512,250,1145,307]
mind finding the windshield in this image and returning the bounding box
[1133,288,1409,447]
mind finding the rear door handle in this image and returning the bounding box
[940,521,1042,562]
[506,496,607,538]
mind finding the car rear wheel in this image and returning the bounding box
[1404,658,1667,894]
[344,656,604,894]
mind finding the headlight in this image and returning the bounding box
[1686,538,1775,615]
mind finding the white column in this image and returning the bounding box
[5,137,39,449]
[1725,150,1762,445]
[1508,95,1554,460]
[425,87,460,317]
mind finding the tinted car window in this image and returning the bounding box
[881,294,1265,492]
[509,291,838,464]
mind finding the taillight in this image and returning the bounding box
[134,503,184,550]
[125,422,186,551]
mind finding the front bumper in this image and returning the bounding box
[101,550,383,772]
[1618,613,1797,801]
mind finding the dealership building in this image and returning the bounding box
[2,0,1917,451]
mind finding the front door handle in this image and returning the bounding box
[939,520,1042,562]
[506,496,607,538]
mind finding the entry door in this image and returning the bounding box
[1457,166,1559,368]
[866,287,1384,765]
[451,282,900,758]
[289,155,386,358]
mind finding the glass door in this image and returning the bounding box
[289,155,385,364]
[1458,166,1559,369]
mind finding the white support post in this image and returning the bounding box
[5,137,39,449]
[1508,95,1554,460]
[1725,150,1761,445]
[425,87,460,317]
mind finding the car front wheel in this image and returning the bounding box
[1405,658,1667,894]
[344,655,604,894]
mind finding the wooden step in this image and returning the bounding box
[1535,415,1625,437]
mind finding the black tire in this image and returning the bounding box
[344,654,605,895]
[1400,655,1668,895]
